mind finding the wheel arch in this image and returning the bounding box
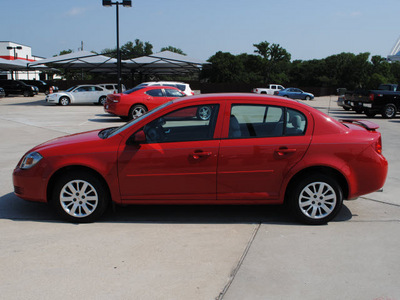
[59,95,71,104]
[130,102,148,111]
[46,165,112,204]
[284,166,349,203]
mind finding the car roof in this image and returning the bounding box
[142,85,181,91]
[142,81,188,85]
[171,93,300,104]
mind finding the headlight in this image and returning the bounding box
[20,152,43,169]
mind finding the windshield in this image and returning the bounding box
[105,101,173,138]
[66,86,77,92]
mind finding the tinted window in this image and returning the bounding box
[143,105,219,143]
[124,86,145,94]
[146,89,164,97]
[229,104,306,138]
[164,88,184,97]
[75,87,89,92]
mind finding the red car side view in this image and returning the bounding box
[104,85,186,120]
[13,94,388,224]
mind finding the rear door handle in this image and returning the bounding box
[275,147,297,156]
[191,150,212,160]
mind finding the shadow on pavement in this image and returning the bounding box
[89,114,124,123]
[5,99,46,106]
[0,192,353,225]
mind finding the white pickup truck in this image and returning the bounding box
[253,84,285,95]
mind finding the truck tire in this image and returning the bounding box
[382,103,397,119]
[365,109,376,118]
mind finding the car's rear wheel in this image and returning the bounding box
[288,174,343,225]
[59,96,70,106]
[382,103,397,119]
[129,104,147,120]
[51,171,109,223]
[99,96,107,106]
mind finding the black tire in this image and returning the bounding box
[99,96,107,106]
[381,103,397,119]
[51,171,109,223]
[288,174,343,225]
[23,90,30,97]
[59,96,70,106]
[305,96,311,100]
[196,105,212,120]
[354,108,363,114]
[129,104,147,120]
[343,107,351,111]
[365,109,376,118]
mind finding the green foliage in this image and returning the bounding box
[54,49,73,57]
[101,39,153,59]
[160,46,186,55]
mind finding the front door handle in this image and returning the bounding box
[191,150,212,160]
[275,147,297,156]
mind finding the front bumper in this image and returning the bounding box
[12,166,48,203]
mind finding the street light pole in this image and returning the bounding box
[102,0,132,93]
[6,45,22,60]
[6,45,23,80]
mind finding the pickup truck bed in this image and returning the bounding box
[345,84,400,118]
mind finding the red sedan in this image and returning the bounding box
[104,85,186,120]
[13,94,388,224]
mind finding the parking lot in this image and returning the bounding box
[0,95,399,299]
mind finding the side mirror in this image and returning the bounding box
[126,130,146,145]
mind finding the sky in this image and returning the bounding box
[1,0,399,62]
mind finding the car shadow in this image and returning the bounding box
[89,114,124,123]
[0,192,353,225]
[6,99,47,106]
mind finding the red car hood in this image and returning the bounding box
[30,129,103,153]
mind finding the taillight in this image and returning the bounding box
[375,136,383,154]
[369,93,374,101]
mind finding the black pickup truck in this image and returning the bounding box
[345,84,400,118]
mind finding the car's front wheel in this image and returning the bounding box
[305,96,311,100]
[59,96,70,106]
[51,171,109,223]
[288,174,343,225]
[196,105,212,120]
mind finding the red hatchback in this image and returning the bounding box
[13,94,388,224]
[104,85,186,120]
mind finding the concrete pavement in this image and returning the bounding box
[0,95,399,299]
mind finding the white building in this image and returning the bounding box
[0,41,44,80]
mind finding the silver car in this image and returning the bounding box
[46,85,110,106]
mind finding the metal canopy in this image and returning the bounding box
[126,51,208,75]
[27,51,119,72]
[387,36,400,62]
[26,50,208,75]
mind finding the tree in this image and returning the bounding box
[160,46,186,55]
[253,41,291,83]
[101,39,153,59]
[54,49,73,57]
